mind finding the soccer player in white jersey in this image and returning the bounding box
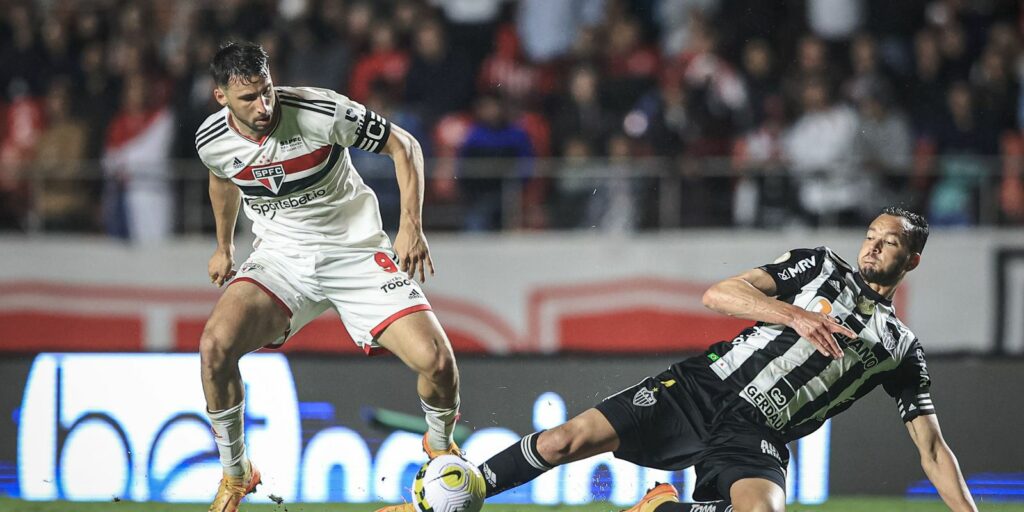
[195,42,462,512]
[378,208,979,512]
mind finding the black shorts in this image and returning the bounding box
[594,366,789,502]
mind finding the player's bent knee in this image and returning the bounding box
[418,338,458,383]
[536,419,597,465]
[729,478,786,512]
[199,329,243,375]
[535,426,575,465]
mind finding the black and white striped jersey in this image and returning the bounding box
[693,247,935,442]
[195,86,393,250]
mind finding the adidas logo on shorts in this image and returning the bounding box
[408,289,422,299]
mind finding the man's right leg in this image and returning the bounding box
[200,281,290,511]
[478,408,619,498]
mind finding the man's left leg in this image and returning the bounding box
[376,310,461,455]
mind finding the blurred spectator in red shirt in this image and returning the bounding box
[0,79,43,230]
[478,24,554,103]
[102,73,175,242]
[430,111,474,203]
[665,23,748,156]
[349,22,409,102]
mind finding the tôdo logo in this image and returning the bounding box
[380,276,413,294]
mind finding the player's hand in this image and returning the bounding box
[394,222,435,282]
[208,246,235,287]
[788,308,856,359]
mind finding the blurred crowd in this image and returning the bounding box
[1,0,1023,239]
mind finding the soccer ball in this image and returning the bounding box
[412,454,486,512]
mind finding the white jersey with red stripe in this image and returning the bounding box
[195,86,393,250]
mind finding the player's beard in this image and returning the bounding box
[859,259,903,286]
[246,115,272,135]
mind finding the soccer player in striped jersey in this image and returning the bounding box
[195,42,462,512]
[381,208,977,512]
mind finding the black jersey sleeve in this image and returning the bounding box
[882,339,936,423]
[757,248,827,298]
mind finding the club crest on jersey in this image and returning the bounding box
[633,387,657,407]
[253,165,286,194]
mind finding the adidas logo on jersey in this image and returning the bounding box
[233,157,244,169]
[408,289,422,299]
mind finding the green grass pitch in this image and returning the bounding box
[1,498,1023,511]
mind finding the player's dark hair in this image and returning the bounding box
[882,206,929,254]
[210,42,269,87]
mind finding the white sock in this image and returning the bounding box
[208,401,248,477]
[421,397,460,451]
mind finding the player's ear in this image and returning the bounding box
[905,252,921,272]
[213,86,227,107]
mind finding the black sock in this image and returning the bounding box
[655,502,732,512]
[477,431,554,498]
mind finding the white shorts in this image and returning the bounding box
[229,246,432,353]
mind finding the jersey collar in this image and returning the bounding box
[226,100,281,146]
[853,272,892,306]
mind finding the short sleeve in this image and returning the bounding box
[757,248,826,297]
[195,118,229,178]
[882,340,936,423]
[331,96,392,153]
[200,155,227,179]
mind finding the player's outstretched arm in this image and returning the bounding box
[208,172,241,287]
[382,123,434,282]
[702,269,852,358]
[906,414,978,512]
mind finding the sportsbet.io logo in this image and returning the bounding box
[247,188,327,215]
